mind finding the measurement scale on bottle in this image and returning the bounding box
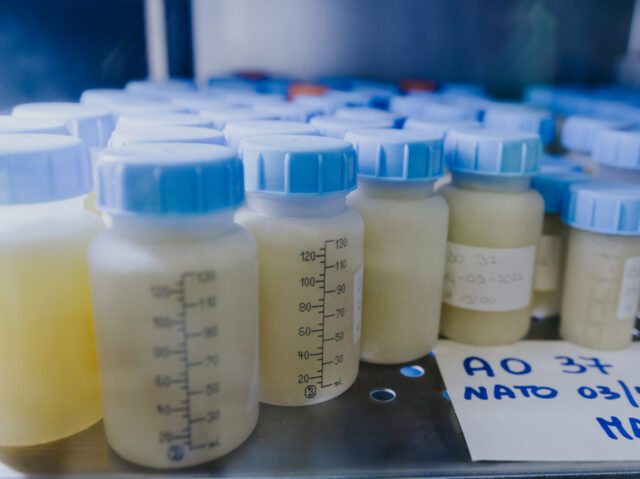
[297,236,358,402]
[148,269,222,463]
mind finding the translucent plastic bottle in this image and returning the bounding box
[309,115,394,138]
[12,102,115,147]
[529,171,589,318]
[108,125,225,147]
[439,130,544,345]
[115,112,214,130]
[0,115,68,134]
[0,133,103,446]
[561,115,632,174]
[592,128,640,184]
[89,143,258,468]
[560,182,640,350]
[80,88,185,120]
[345,129,448,364]
[223,120,318,150]
[236,135,364,406]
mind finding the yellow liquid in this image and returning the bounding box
[439,181,544,345]
[0,201,103,446]
[237,202,364,406]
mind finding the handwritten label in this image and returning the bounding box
[617,256,640,319]
[534,235,562,292]
[353,267,363,343]
[435,340,640,461]
[443,243,536,312]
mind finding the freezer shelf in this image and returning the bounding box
[1,318,639,479]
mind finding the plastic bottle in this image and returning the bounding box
[561,115,632,173]
[403,118,482,138]
[560,182,640,350]
[345,129,448,364]
[89,143,259,468]
[309,115,394,138]
[439,130,544,345]
[115,112,214,130]
[223,120,318,150]
[108,125,225,147]
[0,115,68,135]
[592,128,640,184]
[12,102,115,148]
[529,171,590,318]
[0,133,103,446]
[79,89,185,120]
[293,94,351,115]
[235,135,364,406]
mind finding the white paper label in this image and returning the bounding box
[353,267,363,343]
[616,256,640,319]
[533,235,562,292]
[435,340,640,462]
[443,243,536,312]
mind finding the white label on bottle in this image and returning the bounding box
[443,243,536,312]
[533,235,562,292]
[616,256,640,319]
[353,267,363,343]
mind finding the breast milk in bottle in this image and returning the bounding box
[0,134,103,446]
[560,182,640,350]
[529,171,589,318]
[346,129,449,364]
[439,130,544,345]
[236,135,364,406]
[89,143,259,468]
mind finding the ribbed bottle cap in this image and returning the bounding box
[593,128,640,170]
[115,112,213,130]
[293,94,351,115]
[562,182,640,235]
[108,126,225,147]
[561,115,632,154]
[239,134,356,196]
[483,106,556,144]
[170,94,239,112]
[335,107,405,128]
[403,118,482,138]
[94,143,243,216]
[417,102,482,122]
[199,107,277,130]
[444,129,541,176]
[345,128,443,182]
[253,102,323,122]
[79,89,185,118]
[12,102,114,148]
[389,93,440,117]
[531,170,590,213]
[309,115,394,138]
[223,120,318,149]
[0,134,92,205]
[0,115,68,134]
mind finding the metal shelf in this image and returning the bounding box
[1,318,639,479]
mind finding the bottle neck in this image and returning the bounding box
[356,178,435,199]
[108,210,236,239]
[245,193,347,218]
[451,171,532,192]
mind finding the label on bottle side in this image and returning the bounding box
[616,256,640,319]
[534,235,562,292]
[443,243,536,312]
[353,267,363,343]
